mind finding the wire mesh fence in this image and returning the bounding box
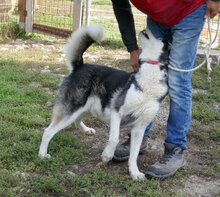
[0,0,219,48]
[33,0,74,37]
[34,0,73,30]
[32,0,219,48]
[0,0,19,40]
[0,0,12,24]
[0,0,19,24]
[33,0,148,42]
[88,1,219,49]
[88,1,146,31]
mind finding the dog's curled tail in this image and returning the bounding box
[65,24,104,72]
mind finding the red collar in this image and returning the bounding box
[146,61,160,65]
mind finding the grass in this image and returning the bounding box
[188,60,220,178]
[0,59,85,196]
[1,38,219,196]
[0,0,219,195]
[191,64,220,129]
[0,55,180,197]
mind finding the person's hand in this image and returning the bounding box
[130,49,141,72]
[205,0,220,19]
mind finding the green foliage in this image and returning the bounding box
[204,163,220,177]
[68,168,174,197]
[0,22,20,41]
[192,103,219,123]
[192,64,220,123]
[0,170,19,197]
[22,173,67,197]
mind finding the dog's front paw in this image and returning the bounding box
[101,154,112,163]
[131,172,146,181]
[38,153,51,159]
[101,152,113,163]
[101,145,115,163]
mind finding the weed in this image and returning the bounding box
[0,170,19,197]
[0,22,20,41]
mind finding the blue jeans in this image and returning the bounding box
[144,2,207,150]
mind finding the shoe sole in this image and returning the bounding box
[145,160,186,179]
[113,148,148,162]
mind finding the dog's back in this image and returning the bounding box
[57,64,131,119]
[57,25,168,124]
[56,25,133,122]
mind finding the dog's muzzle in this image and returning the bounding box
[141,29,149,39]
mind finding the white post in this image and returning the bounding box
[73,0,83,32]
[86,0,91,26]
[25,0,34,33]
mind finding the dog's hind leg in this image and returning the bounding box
[128,123,147,180]
[38,106,86,159]
[38,114,75,159]
[75,120,96,135]
[101,110,121,163]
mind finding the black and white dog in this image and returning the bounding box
[38,25,169,180]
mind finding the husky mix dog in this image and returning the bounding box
[38,25,169,180]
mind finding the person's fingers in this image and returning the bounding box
[131,64,136,71]
[134,64,139,72]
[205,9,210,18]
[205,1,220,19]
[130,50,140,72]
[210,11,218,18]
[131,63,139,72]
[206,9,218,19]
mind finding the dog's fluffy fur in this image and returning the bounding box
[38,25,169,180]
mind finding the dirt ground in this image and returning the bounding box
[70,96,219,197]
[72,49,220,197]
[71,50,220,196]
[1,39,219,196]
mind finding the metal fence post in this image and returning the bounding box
[25,0,34,32]
[73,0,83,31]
[86,0,91,26]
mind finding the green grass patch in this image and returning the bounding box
[191,64,220,123]
[0,48,182,197]
[0,59,86,196]
[0,170,19,197]
[64,168,175,197]
[192,103,219,123]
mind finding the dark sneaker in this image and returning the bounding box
[145,144,186,179]
[113,134,148,162]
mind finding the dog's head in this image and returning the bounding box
[138,29,169,68]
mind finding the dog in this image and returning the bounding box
[38,24,169,180]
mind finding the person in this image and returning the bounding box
[111,0,220,178]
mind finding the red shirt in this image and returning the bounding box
[130,0,206,27]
